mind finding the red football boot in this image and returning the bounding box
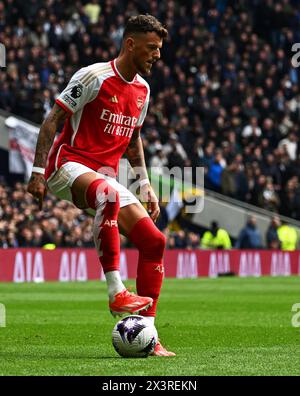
[151,339,176,357]
[109,289,153,317]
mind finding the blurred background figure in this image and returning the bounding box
[201,221,232,250]
[235,216,263,249]
[186,232,200,250]
[277,221,298,251]
[266,216,281,249]
[258,179,281,213]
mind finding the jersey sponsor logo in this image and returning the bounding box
[137,96,144,109]
[100,108,138,138]
[62,94,77,108]
[110,95,118,103]
[71,84,83,98]
[100,109,138,127]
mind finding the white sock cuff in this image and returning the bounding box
[105,271,125,300]
[143,316,155,325]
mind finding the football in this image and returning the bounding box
[112,315,158,358]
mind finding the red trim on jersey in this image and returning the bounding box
[55,99,74,115]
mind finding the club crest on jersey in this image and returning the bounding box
[137,96,144,109]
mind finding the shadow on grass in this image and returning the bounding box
[0,351,121,360]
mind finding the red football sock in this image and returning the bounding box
[86,178,120,273]
[128,217,166,317]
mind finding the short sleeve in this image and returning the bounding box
[136,88,150,128]
[55,67,99,114]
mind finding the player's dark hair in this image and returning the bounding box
[123,14,168,39]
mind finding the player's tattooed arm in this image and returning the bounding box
[32,103,69,168]
[27,103,69,209]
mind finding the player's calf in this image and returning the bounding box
[128,217,166,317]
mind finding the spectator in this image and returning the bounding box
[258,179,280,212]
[84,0,101,24]
[279,177,300,219]
[166,234,176,249]
[155,204,169,232]
[261,153,281,187]
[241,116,262,139]
[149,145,168,174]
[0,231,8,248]
[266,216,281,249]
[206,149,226,192]
[186,232,200,250]
[164,133,187,162]
[235,216,263,249]
[164,133,187,169]
[277,222,298,251]
[278,132,298,161]
[221,158,248,200]
[174,230,187,249]
[221,161,237,198]
[17,226,34,247]
[201,221,232,250]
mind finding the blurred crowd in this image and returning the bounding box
[0,182,95,248]
[1,0,300,218]
[0,181,298,249]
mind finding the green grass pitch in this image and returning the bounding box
[0,277,300,376]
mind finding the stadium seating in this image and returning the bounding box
[1,0,300,247]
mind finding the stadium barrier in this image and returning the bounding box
[0,249,300,282]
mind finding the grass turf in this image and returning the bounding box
[0,277,300,376]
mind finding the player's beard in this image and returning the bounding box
[134,57,152,76]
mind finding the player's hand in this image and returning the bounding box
[27,173,47,210]
[140,184,160,222]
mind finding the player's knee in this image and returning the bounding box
[130,217,166,259]
[143,228,166,259]
[152,230,166,254]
